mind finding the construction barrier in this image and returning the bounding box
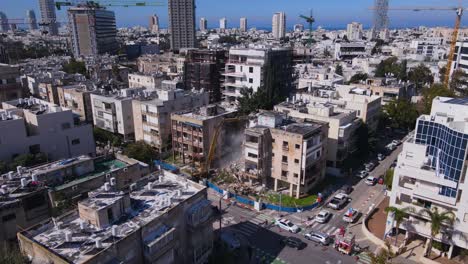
[206,181,319,212]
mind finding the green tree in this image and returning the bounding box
[421,84,455,114]
[348,73,368,84]
[323,48,331,58]
[354,122,378,159]
[383,99,419,130]
[384,169,394,190]
[335,64,343,76]
[63,58,87,75]
[237,88,271,115]
[408,64,434,91]
[449,69,468,94]
[398,59,408,81]
[218,36,239,45]
[93,127,122,147]
[0,160,8,174]
[385,206,413,245]
[369,240,395,264]
[375,57,401,78]
[123,141,158,165]
[420,207,455,257]
[439,66,447,83]
[11,153,47,169]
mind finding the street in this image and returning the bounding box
[208,141,404,264]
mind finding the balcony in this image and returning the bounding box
[399,163,458,189]
[222,71,245,78]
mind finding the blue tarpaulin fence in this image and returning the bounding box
[206,181,319,212]
[154,160,179,173]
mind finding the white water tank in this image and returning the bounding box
[65,232,72,242]
[104,182,111,192]
[95,238,102,248]
[32,173,38,182]
[111,225,118,237]
[20,178,27,188]
[79,221,86,230]
[146,182,152,191]
[110,177,116,186]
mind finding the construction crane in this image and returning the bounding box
[193,117,247,179]
[299,9,315,45]
[55,0,164,10]
[369,2,467,88]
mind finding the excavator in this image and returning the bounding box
[192,117,247,180]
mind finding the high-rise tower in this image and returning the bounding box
[373,0,389,35]
[68,6,118,57]
[200,17,207,31]
[39,0,59,35]
[149,14,159,33]
[27,10,39,30]
[0,12,8,32]
[240,17,247,32]
[272,12,286,39]
[168,0,196,50]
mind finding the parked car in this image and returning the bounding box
[365,176,377,186]
[342,208,360,223]
[386,143,397,151]
[281,236,307,250]
[377,153,386,161]
[276,218,300,233]
[392,140,401,146]
[339,185,353,195]
[364,162,377,172]
[315,210,332,224]
[327,193,349,210]
[356,170,369,179]
[305,231,331,245]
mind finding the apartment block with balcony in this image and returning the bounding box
[171,105,237,167]
[352,77,415,106]
[0,97,95,162]
[388,97,468,258]
[0,171,50,247]
[274,97,360,176]
[133,88,209,155]
[222,45,293,104]
[18,170,214,264]
[334,42,368,61]
[90,88,145,140]
[271,121,328,198]
[57,84,93,123]
[128,72,166,90]
[0,64,24,103]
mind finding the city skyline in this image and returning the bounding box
[2,0,468,30]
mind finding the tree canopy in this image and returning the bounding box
[383,99,419,130]
[408,64,434,91]
[375,57,407,80]
[449,69,468,95]
[63,58,87,75]
[123,141,158,165]
[335,64,343,76]
[421,84,455,114]
[348,73,368,84]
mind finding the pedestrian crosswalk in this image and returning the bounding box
[300,221,341,236]
[249,213,273,225]
[356,252,372,264]
[232,221,261,237]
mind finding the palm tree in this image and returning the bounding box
[420,207,455,257]
[370,240,395,264]
[385,206,413,246]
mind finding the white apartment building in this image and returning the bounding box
[388,97,468,258]
[132,88,209,155]
[200,17,207,31]
[451,41,468,76]
[274,97,360,176]
[128,72,165,90]
[296,64,344,89]
[222,46,292,102]
[219,17,227,30]
[0,97,95,161]
[272,12,286,39]
[90,88,145,140]
[334,42,367,61]
[346,22,363,41]
[240,17,247,32]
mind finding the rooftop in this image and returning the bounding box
[21,171,204,263]
[444,97,468,106]
[3,97,66,115]
[275,122,322,136]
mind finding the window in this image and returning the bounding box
[294,159,299,164]
[295,144,301,149]
[282,156,288,163]
[142,115,147,122]
[281,170,288,177]
[71,139,80,145]
[249,78,253,83]
[272,138,275,143]
[249,67,253,73]
[248,153,258,158]
[29,144,41,154]
[61,123,71,130]
[293,173,299,178]
[283,141,289,149]
[107,208,114,223]
[2,213,15,222]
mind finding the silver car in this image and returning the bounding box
[315,210,332,224]
[305,231,331,245]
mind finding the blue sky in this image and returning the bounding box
[2,0,468,29]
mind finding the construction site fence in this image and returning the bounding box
[206,181,319,212]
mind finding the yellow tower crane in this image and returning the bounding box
[370,2,467,89]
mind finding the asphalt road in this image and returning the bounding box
[207,137,407,264]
